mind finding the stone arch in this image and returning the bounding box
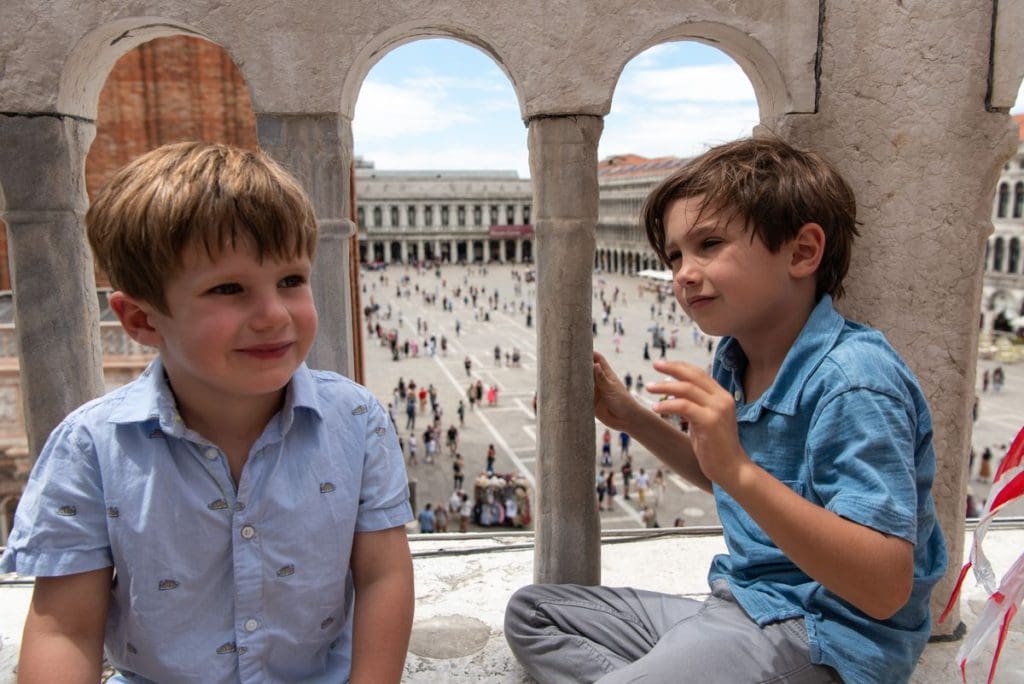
[612,21,795,125]
[57,17,225,119]
[339,22,524,122]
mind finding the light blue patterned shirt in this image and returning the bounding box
[2,357,412,683]
[707,295,947,684]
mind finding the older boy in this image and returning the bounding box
[505,138,947,683]
[2,142,414,683]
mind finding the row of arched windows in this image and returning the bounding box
[987,236,1023,274]
[357,202,531,229]
[995,180,1024,218]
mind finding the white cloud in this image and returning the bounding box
[629,43,681,70]
[1013,78,1024,113]
[600,101,760,159]
[353,81,475,141]
[616,63,756,104]
[360,143,530,178]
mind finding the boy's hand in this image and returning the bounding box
[646,359,749,485]
[593,351,644,431]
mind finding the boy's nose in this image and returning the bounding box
[250,292,290,329]
[674,255,700,286]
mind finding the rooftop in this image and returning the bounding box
[2,524,1022,682]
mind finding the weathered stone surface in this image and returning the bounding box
[530,115,602,585]
[0,116,105,458]
[0,1,819,119]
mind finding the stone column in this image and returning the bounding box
[0,115,105,460]
[515,239,523,263]
[528,115,602,585]
[774,1,1019,634]
[256,113,356,377]
[514,203,525,226]
[401,241,409,264]
[450,239,457,264]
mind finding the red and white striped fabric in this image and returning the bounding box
[940,427,1024,684]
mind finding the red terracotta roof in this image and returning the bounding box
[597,154,687,178]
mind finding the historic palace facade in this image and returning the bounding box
[355,166,534,264]
[985,114,1024,333]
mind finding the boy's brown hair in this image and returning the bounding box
[87,141,318,314]
[642,137,859,299]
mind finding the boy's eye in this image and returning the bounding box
[208,283,242,295]
[280,274,308,288]
[665,251,682,264]
[700,238,722,251]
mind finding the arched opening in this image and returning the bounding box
[597,39,761,528]
[84,36,257,202]
[997,182,1010,217]
[352,36,530,272]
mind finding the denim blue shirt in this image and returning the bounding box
[707,296,947,684]
[1,358,412,683]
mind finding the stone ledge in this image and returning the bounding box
[2,526,1022,682]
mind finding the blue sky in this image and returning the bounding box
[353,38,1024,178]
[352,39,760,178]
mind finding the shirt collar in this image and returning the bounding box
[717,295,845,417]
[107,357,323,435]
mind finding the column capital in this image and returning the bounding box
[0,114,94,215]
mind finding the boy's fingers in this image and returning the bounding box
[650,360,718,392]
[646,380,708,407]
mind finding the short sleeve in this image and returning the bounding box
[355,398,412,532]
[806,387,918,543]
[0,420,113,577]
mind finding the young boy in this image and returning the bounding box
[505,137,947,683]
[1,142,414,683]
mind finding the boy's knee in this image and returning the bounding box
[505,583,559,641]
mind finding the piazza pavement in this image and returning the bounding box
[358,263,1024,531]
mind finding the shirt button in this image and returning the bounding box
[733,390,743,402]
[240,525,256,540]
[244,618,259,632]
[204,448,218,460]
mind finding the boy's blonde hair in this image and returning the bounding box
[87,141,318,314]
[642,137,859,299]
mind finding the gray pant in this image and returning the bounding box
[504,581,842,683]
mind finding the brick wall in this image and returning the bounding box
[0,35,257,291]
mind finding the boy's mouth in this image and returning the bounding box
[686,294,715,309]
[239,342,294,359]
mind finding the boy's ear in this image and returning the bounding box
[789,222,826,280]
[108,291,163,348]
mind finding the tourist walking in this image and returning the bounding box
[636,468,649,506]
[434,503,449,533]
[600,428,613,466]
[621,457,633,500]
[459,493,473,532]
[453,453,465,491]
[418,503,435,533]
[486,444,496,475]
